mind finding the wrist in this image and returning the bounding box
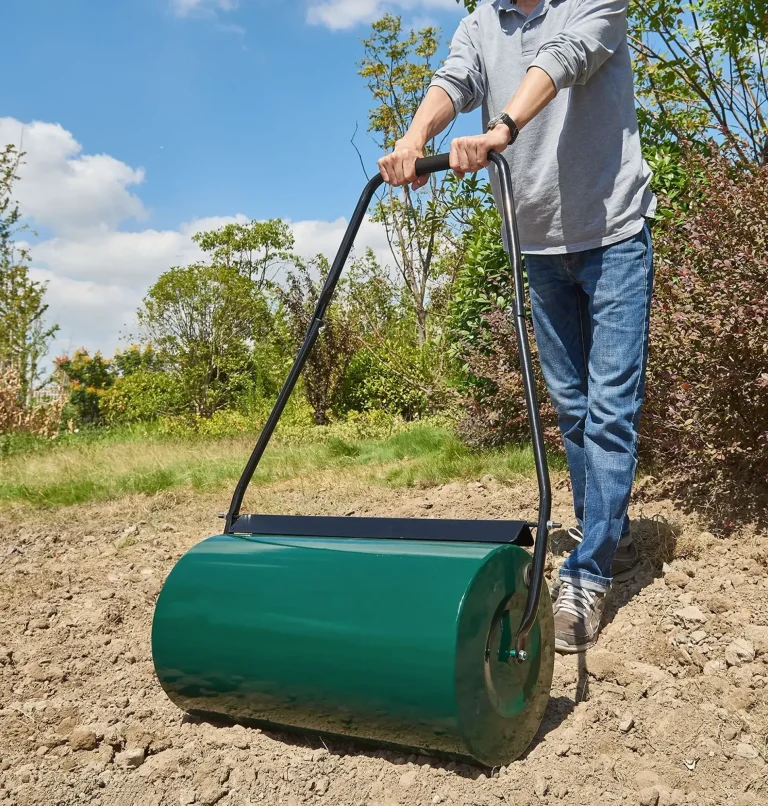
[395,134,426,153]
[488,126,512,149]
[487,112,519,147]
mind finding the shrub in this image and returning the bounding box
[0,365,65,437]
[641,148,768,517]
[101,370,185,425]
[338,346,430,420]
[455,308,558,449]
[448,213,557,448]
[280,257,360,425]
[56,349,114,425]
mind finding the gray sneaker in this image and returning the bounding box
[550,528,641,600]
[553,581,606,653]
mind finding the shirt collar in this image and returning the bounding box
[494,0,554,15]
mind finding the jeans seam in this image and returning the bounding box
[620,226,652,536]
[578,282,590,577]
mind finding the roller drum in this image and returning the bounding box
[151,534,554,766]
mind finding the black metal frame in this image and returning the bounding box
[224,152,552,657]
[230,515,534,547]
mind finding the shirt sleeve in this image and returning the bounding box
[429,18,486,115]
[529,0,628,91]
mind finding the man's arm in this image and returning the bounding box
[379,18,486,190]
[379,66,556,187]
[380,1,629,187]
[377,86,456,190]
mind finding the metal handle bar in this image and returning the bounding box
[224,151,551,657]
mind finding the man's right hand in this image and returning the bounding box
[378,141,429,190]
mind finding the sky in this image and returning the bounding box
[2,0,482,365]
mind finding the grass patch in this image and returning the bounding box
[0,423,560,508]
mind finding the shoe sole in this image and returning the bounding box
[554,636,598,654]
[612,558,643,583]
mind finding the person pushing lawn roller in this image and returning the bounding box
[150,0,652,766]
[379,0,655,654]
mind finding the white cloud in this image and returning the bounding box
[307,0,462,31]
[170,0,239,18]
[0,117,146,236]
[3,118,390,364]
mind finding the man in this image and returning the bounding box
[378,0,655,653]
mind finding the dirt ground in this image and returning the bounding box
[1,473,767,806]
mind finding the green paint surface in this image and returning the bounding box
[152,533,553,765]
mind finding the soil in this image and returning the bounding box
[1,473,767,806]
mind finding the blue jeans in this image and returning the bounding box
[525,222,654,592]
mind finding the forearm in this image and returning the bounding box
[398,86,456,150]
[503,67,557,130]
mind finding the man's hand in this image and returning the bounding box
[378,126,511,189]
[378,141,429,190]
[449,127,510,179]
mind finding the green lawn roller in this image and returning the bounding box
[151,152,556,766]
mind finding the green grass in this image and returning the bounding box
[0,424,563,508]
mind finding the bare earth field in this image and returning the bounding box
[1,474,767,806]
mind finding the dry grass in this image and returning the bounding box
[0,425,555,508]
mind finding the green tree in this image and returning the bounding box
[630,1,767,164]
[359,15,459,345]
[192,219,295,287]
[56,349,115,425]
[113,344,165,376]
[137,263,272,417]
[0,144,58,400]
[280,256,360,425]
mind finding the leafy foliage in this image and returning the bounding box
[56,350,115,425]
[359,15,462,345]
[642,147,768,514]
[0,144,58,399]
[630,1,767,164]
[101,370,184,425]
[279,257,360,425]
[192,219,296,287]
[137,263,272,417]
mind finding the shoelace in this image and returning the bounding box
[567,526,583,543]
[554,582,600,619]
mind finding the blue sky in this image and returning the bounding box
[2,0,481,362]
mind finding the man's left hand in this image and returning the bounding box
[449,128,510,178]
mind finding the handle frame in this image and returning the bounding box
[223,152,552,656]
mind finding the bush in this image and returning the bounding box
[338,346,429,420]
[280,258,360,425]
[447,214,557,448]
[101,371,184,425]
[641,148,768,517]
[0,365,65,438]
[455,308,557,449]
[57,349,114,425]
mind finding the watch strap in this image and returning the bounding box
[488,113,519,146]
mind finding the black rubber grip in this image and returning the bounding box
[414,153,451,176]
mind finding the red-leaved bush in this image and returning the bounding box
[456,308,559,450]
[641,150,768,518]
[457,147,768,523]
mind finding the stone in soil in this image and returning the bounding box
[639,788,660,806]
[68,728,98,752]
[725,638,755,666]
[115,746,145,768]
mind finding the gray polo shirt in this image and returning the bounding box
[430,0,656,254]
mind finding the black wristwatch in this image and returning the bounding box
[487,112,519,146]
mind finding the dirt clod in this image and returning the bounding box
[68,727,98,751]
[639,788,660,806]
[115,746,145,768]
